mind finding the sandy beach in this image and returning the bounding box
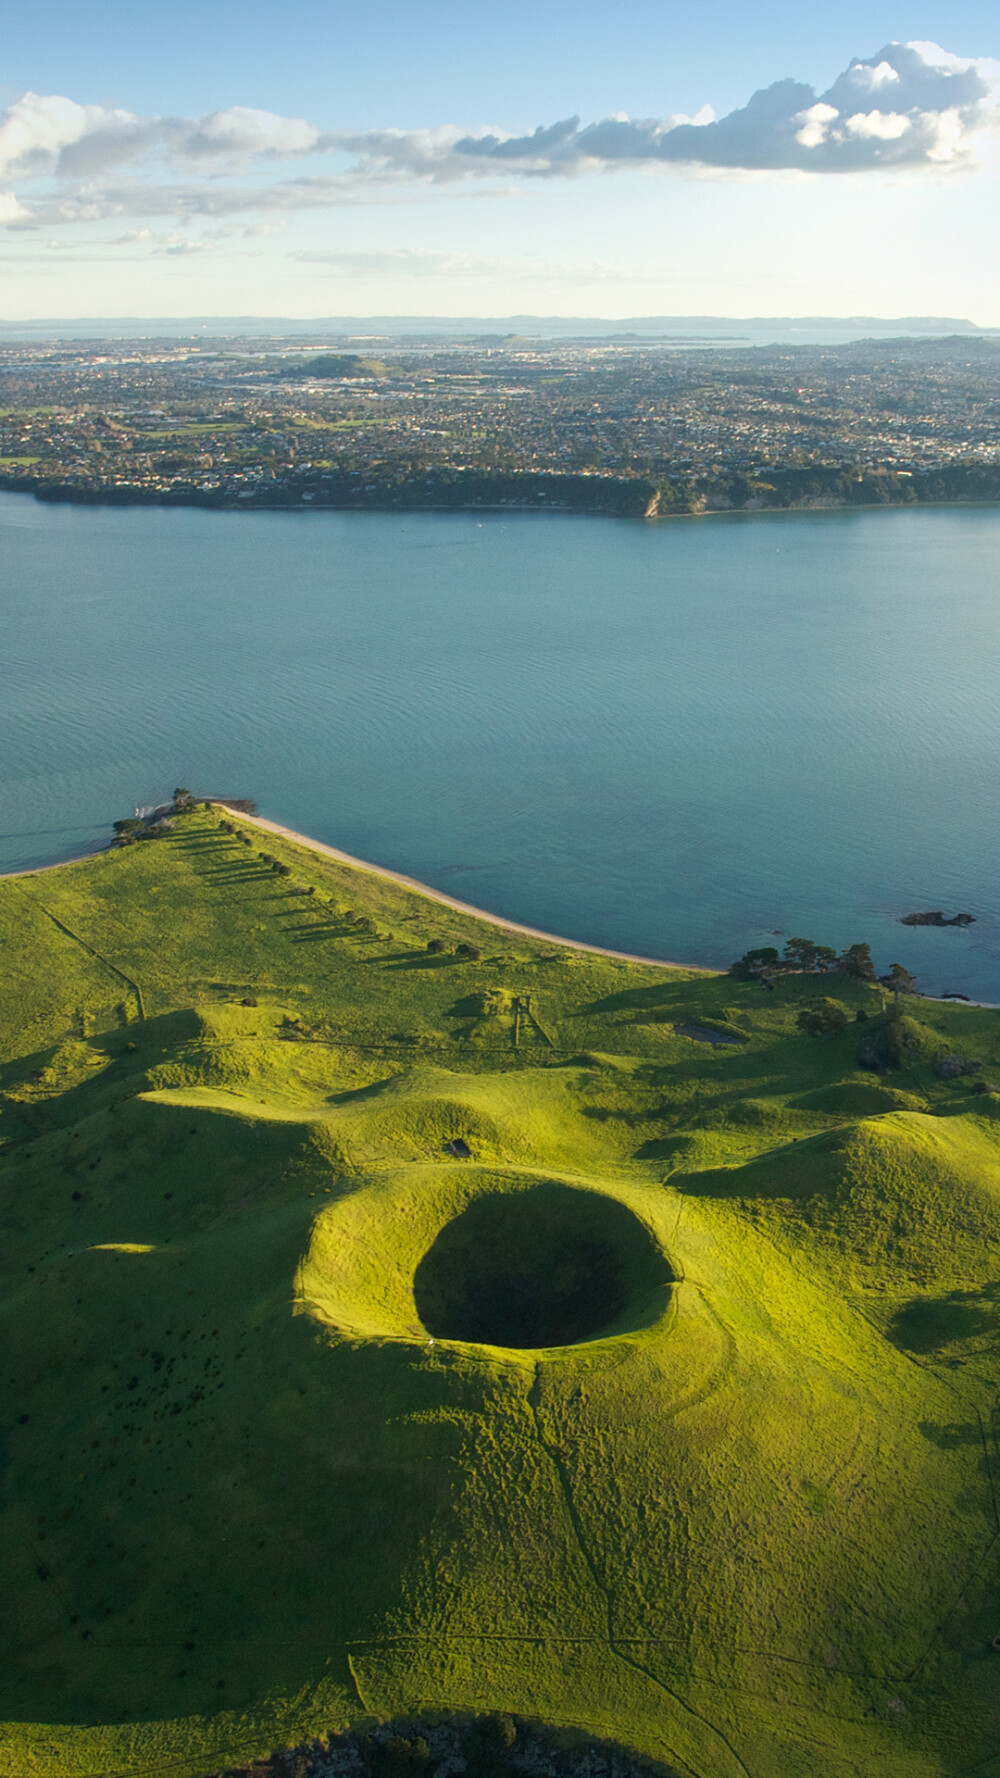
[0,806,711,972]
[217,806,715,974]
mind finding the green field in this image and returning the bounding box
[3,807,1000,1778]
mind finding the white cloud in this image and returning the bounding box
[170,106,320,160]
[156,236,217,256]
[795,104,839,149]
[1,39,999,237]
[0,189,32,223]
[843,110,911,140]
[0,92,326,187]
[0,93,156,180]
[847,60,901,92]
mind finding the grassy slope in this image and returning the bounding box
[3,810,1000,1778]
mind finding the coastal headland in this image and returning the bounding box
[4,803,1000,1778]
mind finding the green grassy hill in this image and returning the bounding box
[3,807,1000,1778]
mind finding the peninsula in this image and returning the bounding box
[4,802,1000,1778]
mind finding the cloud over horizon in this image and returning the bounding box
[2,40,998,232]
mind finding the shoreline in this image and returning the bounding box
[0,842,108,882]
[0,808,714,974]
[224,807,716,974]
[5,806,993,1000]
[4,482,1000,527]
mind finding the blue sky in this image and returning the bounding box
[2,0,999,319]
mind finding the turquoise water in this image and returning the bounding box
[3,491,1000,998]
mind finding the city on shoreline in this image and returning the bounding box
[3,331,1000,519]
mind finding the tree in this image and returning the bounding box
[427,938,448,954]
[783,937,819,971]
[797,997,849,1038]
[729,945,779,980]
[465,1715,517,1778]
[455,942,481,960]
[837,942,875,980]
[882,963,917,995]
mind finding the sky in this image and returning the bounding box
[2,0,999,321]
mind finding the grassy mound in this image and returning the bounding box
[791,1078,926,1117]
[4,808,1000,1778]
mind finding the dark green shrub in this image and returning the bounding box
[838,942,875,980]
[882,963,917,995]
[797,998,849,1038]
[729,946,779,980]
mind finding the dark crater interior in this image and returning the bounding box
[414,1182,671,1349]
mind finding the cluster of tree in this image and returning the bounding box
[211,1710,671,1778]
[652,463,1000,517]
[112,815,172,845]
[797,990,950,1075]
[796,997,852,1037]
[427,938,481,960]
[730,937,916,995]
[731,938,875,980]
[113,787,210,846]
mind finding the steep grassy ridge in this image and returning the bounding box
[3,809,1000,1778]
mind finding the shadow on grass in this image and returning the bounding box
[0,1010,207,1143]
[888,1287,1000,1355]
[919,1419,988,1448]
[383,954,459,972]
[581,983,698,1017]
[634,1135,687,1160]
[197,867,273,887]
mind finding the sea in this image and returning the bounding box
[3,490,1000,999]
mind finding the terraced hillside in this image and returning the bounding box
[3,806,1000,1778]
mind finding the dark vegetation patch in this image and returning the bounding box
[673,1023,745,1046]
[413,1183,669,1348]
[888,1286,1000,1354]
[208,1713,678,1778]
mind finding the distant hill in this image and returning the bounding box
[0,314,993,345]
[283,352,389,379]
